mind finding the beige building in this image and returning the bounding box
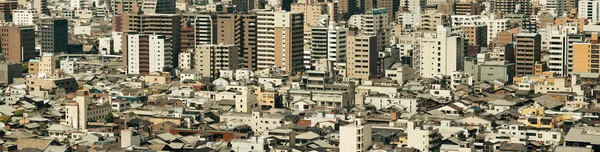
[573,43,600,73]
[65,90,111,129]
[255,85,280,108]
[195,44,239,78]
[38,53,55,77]
[419,12,450,32]
[256,11,304,74]
[346,28,378,80]
[0,24,35,63]
[291,2,327,42]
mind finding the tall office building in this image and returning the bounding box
[417,26,465,78]
[121,13,181,69]
[0,1,17,22]
[38,18,68,54]
[340,119,372,152]
[141,0,176,14]
[124,34,172,75]
[346,28,378,80]
[241,14,257,70]
[515,33,541,75]
[0,25,36,63]
[256,11,304,74]
[195,44,239,78]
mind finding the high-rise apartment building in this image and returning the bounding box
[142,0,176,14]
[195,44,239,78]
[0,1,17,22]
[338,0,357,19]
[462,24,487,56]
[454,0,482,15]
[579,0,600,24]
[547,0,577,16]
[346,28,378,80]
[483,14,511,46]
[182,14,217,46]
[121,13,181,69]
[402,0,426,13]
[0,25,36,63]
[216,14,243,49]
[112,0,142,15]
[340,119,372,152]
[492,0,531,14]
[180,21,195,51]
[124,34,172,75]
[418,12,450,32]
[310,25,347,64]
[13,9,39,26]
[417,26,464,78]
[256,11,304,74]
[33,0,50,16]
[541,24,582,75]
[230,0,255,12]
[241,14,257,70]
[291,2,327,42]
[38,18,68,54]
[573,42,600,73]
[515,33,541,75]
[349,9,393,51]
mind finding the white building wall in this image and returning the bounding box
[340,119,372,152]
[98,37,112,55]
[179,52,192,69]
[13,9,39,26]
[127,35,140,74]
[149,35,165,73]
[481,15,510,46]
[419,26,464,78]
[112,32,123,53]
[364,96,419,114]
[579,0,600,23]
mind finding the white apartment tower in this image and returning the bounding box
[340,119,372,152]
[256,11,305,74]
[482,13,511,46]
[13,9,39,26]
[417,26,465,78]
[126,34,172,75]
[541,24,580,75]
[579,0,600,24]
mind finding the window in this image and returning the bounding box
[552,134,557,139]
[538,134,542,138]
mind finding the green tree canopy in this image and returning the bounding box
[104,112,114,123]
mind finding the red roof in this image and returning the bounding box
[297,120,311,126]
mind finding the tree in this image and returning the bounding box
[104,112,114,123]
[22,62,28,73]
[13,109,24,117]
[0,115,11,123]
